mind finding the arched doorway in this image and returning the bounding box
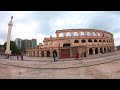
[100,48,103,53]
[95,48,98,54]
[47,51,50,57]
[89,48,93,55]
[84,52,86,57]
[41,51,44,57]
[33,51,35,56]
[53,50,57,57]
[104,48,106,53]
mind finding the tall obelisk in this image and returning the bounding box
[5,16,13,57]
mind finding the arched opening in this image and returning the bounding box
[94,39,97,42]
[41,51,44,57]
[81,32,85,36]
[59,33,64,37]
[73,32,78,36]
[81,39,86,43]
[74,40,79,43]
[66,32,71,37]
[103,40,105,42]
[98,32,101,36]
[100,48,103,53]
[95,48,98,54]
[87,32,91,36]
[99,40,102,42]
[63,43,70,47]
[88,39,92,42]
[47,51,50,57]
[104,48,106,53]
[53,50,57,57]
[89,48,93,55]
[33,51,35,56]
[84,52,86,57]
[93,32,97,36]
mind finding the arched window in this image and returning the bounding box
[73,32,78,36]
[99,40,102,42]
[81,39,86,43]
[88,39,92,42]
[59,33,64,37]
[74,40,79,43]
[93,32,97,36]
[87,32,91,36]
[94,39,97,42]
[103,40,105,42]
[66,32,71,37]
[81,32,85,36]
[98,32,101,36]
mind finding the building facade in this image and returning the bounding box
[31,39,37,48]
[15,38,22,49]
[27,29,115,59]
[21,39,31,52]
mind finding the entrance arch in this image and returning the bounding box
[89,48,93,55]
[47,51,50,57]
[104,48,106,53]
[41,51,44,57]
[95,48,98,54]
[100,48,103,53]
[53,50,57,57]
[84,52,86,57]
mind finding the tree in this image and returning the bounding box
[4,41,18,55]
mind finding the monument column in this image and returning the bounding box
[5,16,13,58]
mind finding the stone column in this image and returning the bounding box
[44,51,47,57]
[98,48,100,54]
[56,33,59,38]
[102,47,104,53]
[5,16,13,57]
[63,32,66,37]
[93,48,95,54]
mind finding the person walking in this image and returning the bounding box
[53,53,57,62]
[76,52,79,60]
[20,52,23,60]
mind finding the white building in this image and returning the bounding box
[15,38,22,49]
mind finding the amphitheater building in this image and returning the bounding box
[27,29,115,59]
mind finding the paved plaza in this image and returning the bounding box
[0,51,120,79]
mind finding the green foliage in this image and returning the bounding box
[4,41,19,55]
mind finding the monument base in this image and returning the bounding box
[5,50,11,55]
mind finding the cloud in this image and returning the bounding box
[0,11,120,46]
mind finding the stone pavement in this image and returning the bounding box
[0,51,120,79]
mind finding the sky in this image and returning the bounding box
[0,11,120,46]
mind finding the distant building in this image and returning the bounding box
[15,38,22,49]
[0,45,4,55]
[21,39,31,52]
[15,38,37,53]
[31,39,37,48]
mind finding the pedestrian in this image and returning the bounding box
[53,53,57,62]
[20,52,23,60]
[76,52,79,60]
